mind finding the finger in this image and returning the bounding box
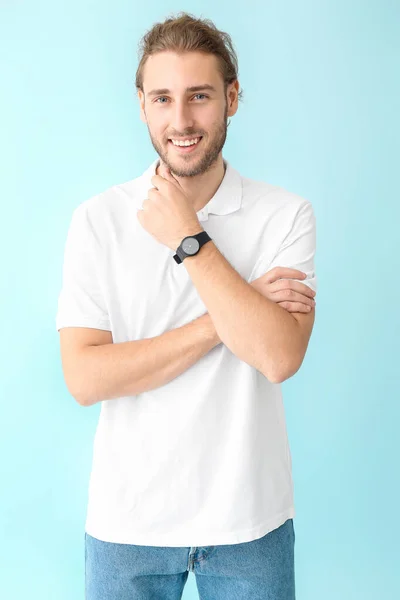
[158,161,170,180]
[269,279,316,298]
[165,165,180,185]
[147,187,162,201]
[150,174,164,190]
[278,301,314,313]
[272,290,315,307]
[263,267,307,283]
[158,162,180,188]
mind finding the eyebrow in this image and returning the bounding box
[147,84,217,97]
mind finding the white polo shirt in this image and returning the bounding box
[56,156,317,547]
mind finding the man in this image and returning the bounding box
[56,12,317,600]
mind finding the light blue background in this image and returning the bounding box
[1,1,399,599]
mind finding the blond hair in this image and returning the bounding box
[135,11,244,104]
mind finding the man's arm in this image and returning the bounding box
[183,241,314,383]
[62,312,221,406]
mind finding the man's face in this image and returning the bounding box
[138,51,237,177]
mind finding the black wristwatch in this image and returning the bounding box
[173,231,212,264]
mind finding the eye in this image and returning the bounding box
[154,94,209,104]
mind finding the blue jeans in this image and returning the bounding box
[85,518,295,599]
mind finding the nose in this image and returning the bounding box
[170,100,195,134]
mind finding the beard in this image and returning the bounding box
[146,101,229,178]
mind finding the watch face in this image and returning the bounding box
[182,237,200,255]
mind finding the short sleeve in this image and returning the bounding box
[250,201,317,293]
[55,204,111,332]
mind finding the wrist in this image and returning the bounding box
[174,224,204,251]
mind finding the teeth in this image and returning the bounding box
[170,137,200,147]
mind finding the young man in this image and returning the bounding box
[56,12,317,600]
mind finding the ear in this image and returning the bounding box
[138,90,147,124]
[227,80,239,117]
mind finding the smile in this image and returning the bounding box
[168,137,203,153]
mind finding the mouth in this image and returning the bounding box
[168,136,203,154]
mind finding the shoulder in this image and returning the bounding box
[70,171,146,237]
[241,174,314,228]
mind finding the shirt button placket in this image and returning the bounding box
[187,546,197,571]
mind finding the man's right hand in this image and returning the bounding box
[249,266,316,313]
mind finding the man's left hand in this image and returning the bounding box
[137,161,203,251]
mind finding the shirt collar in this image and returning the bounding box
[136,157,243,222]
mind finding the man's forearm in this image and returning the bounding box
[78,313,222,406]
[183,240,301,382]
